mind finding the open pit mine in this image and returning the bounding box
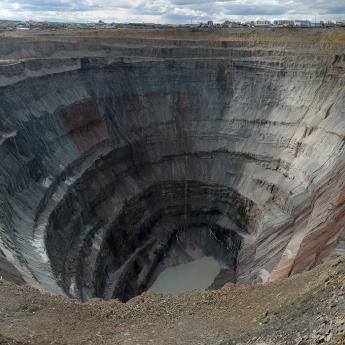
[1,27,345,345]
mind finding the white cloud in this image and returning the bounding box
[0,0,344,23]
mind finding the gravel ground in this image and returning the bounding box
[1,257,345,345]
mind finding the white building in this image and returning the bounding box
[255,18,271,27]
[273,20,294,27]
[336,20,345,27]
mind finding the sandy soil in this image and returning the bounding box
[1,256,345,345]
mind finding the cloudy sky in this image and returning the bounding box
[0,0,345,24]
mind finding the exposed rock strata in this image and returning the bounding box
[0,28,345,300]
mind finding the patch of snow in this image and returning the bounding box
[69,277,77,297]
[42,176,54,188]
[0,131,17,145]
[259,269,270,283]
[31,229,49,263]
[65,177,76,186]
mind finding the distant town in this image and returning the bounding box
[1,18,345,31]
[199,19,345,29]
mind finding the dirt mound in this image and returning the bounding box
[1,256,345,345]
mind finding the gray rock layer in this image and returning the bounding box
[0,28,345,300]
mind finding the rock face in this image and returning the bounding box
[0,28,345,301]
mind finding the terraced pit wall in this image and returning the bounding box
[0,28,345,301]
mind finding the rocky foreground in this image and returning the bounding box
[1,255,345,345]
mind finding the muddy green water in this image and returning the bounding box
[149,256,221,294]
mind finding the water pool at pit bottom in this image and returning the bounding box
[148,256,221,294]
